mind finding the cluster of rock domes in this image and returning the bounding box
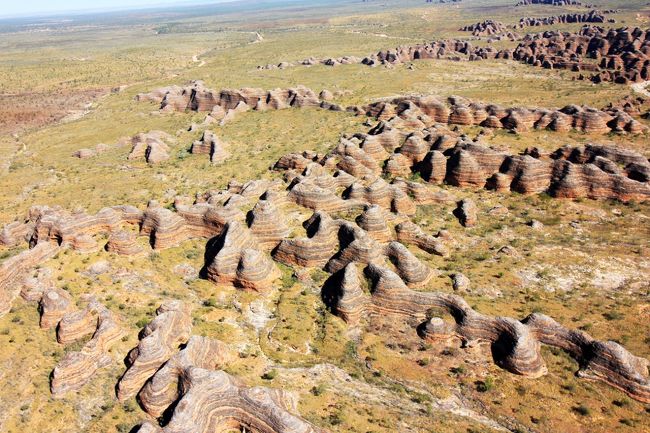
[137,81,349,126]
[511,26,650,84]
[516,10,613,28]
[516,0,584,5]
[118,301,326,433]
[459,20,520,40]
[363,94,647,135]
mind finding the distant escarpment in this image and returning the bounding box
[260,25,648,85]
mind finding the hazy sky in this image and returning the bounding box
[2,0,233,17]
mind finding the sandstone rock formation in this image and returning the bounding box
[516,10,612,28]
[516,0,583,5]
[322,263,650,403]
[137,81,341,121]
[362,95,647,135]
[459,20,519,40]
[117,301,192,401]
[138,335,234,417]
[106,230,143,255]
[135,368,328,433]
[190,130,229,163]
[510,26,650,85]
[51,298,123,396]
[128,131,175,164]
[0,242,58,317]
[455,199,478,227]
[203,221,281,291]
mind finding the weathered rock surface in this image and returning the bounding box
[128,131,174,164]
[191,130,229,163]
[117,301,192,401]
[135,368,328,433]
[323,263,650,403]
[51,298,123,396]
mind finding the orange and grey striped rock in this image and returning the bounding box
[135,368,328,433]
[356,205,392,243]
[204,221,280,291]
[0,221,33,247]
[0,242,59,317]
[51,299,123,396]
[117,301,192,401]
[325,224,384,273]
[362,96,647,135]
[248,199,290,251]
[273,211,340,268]
[323,263,650,402]
[39,288,72,330]
[321,264,369,325]
[106,230,143,255]
[191,130,229,163]
[138,336,233,418]
[385,242,434,287]
[128,131,174,165]
[140,202,190,249]
[395,221,449,257]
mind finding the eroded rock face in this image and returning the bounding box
[51,298,123,396]
[39,288,72,329]
[363,95,647,135]
[0,242,59,317]
[138,335,234,417]
[516,10,612,28]
[275,115,649,203]
[322,263,650,402]
[191,130,229,163]
[128,131,175,164]
[137,81,340,123]
[117,301,192,401]
[459,20,519,40]
[455,199,478,228]
[203,220,281,291]
[510,26,650,85]
[136,368,328,433]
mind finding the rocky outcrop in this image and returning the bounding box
[0,242,59,317]
[117,301,192,401]
[39,287,72,329]
[323,263,650,403]
[51,299,123,396]
[510,26,650,85]
[135,368,328,433]
[286,115,650,202]
[203,221,281,291]
[128,131,174,164]
[362,95,647,135]
[454,199,478,227]
[247,199,290,251]
[141,201,190,249]
[138,335,233,417]
[516,10,613,28]
[137,81,341,121]
[106,230,143,255]
[516,0,583,5]
[395,221,449,256]
[459,20,519,40]
[191,130,229,163]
